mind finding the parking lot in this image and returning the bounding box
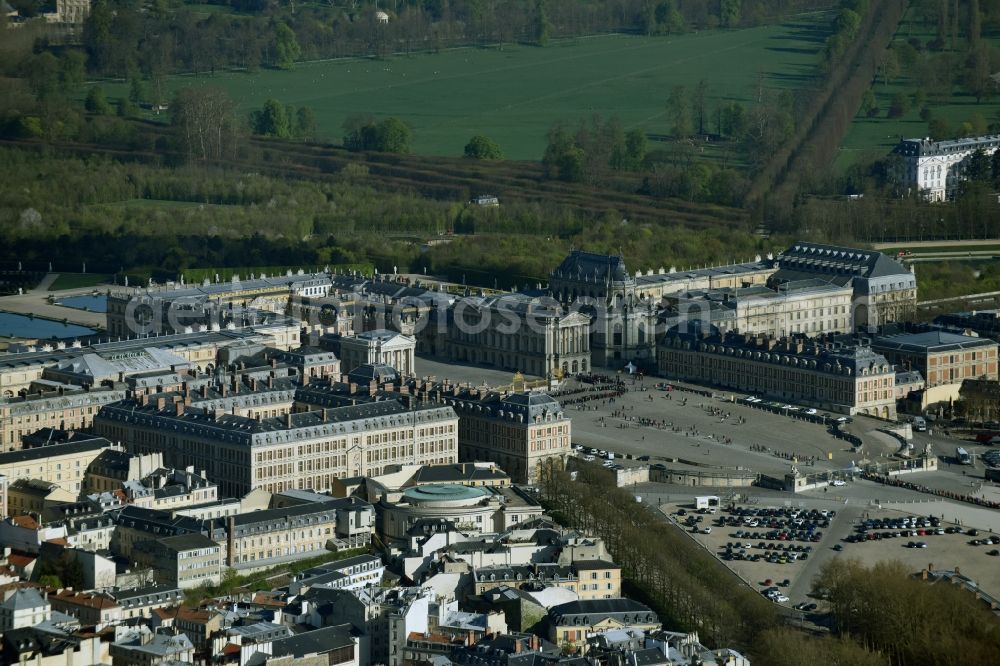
[666,501,839,605]
[661,497,1000,608]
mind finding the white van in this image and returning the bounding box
[913,416,927,432]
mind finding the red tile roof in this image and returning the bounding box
[11,515,38,529]
[7,552,36,568]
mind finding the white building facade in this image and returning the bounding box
[894,135,1000,201]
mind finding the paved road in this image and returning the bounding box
[785,502,862,605]
[0,274,111,330]
[871,240,1000,249]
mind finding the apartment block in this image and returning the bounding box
[0,438,110,511]
[0,386,125,451]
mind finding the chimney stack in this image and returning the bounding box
[302,373,310,386]
[156,397,166,411]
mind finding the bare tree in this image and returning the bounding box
[171,86,243,162]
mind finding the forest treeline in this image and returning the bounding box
[16,0,840,80]
[0,146,777,288]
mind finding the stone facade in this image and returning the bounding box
[338,329,416,377]
[420,293,592,378]
[94,398,458,497]
[873,330,998,388]
[894,134,1000,201]
[658,328,897,419]
[549,251,656,369]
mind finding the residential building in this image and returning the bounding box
[289,554,385,594]
[0,514,69,553]
[109,584,185,621]
[546,599,660,654]
[0,385,125,451]
[0,437,110,506]
[45,588,121,630]
[893,134,1000,201]
[155,605,225,654]
[0,587,51,630]
[121,466,219,511]
[84,449,165,494]
[265,624,359,666]
[587,629,751,666]
[131,532,223,589]
[109,626,196,666]
[114,497,374,572]
[658,327,897,418]
[471,560,621,600]
[7,478,75,516]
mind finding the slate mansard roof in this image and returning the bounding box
[551,251,632,285]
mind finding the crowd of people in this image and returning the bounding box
[862,472,1000,510]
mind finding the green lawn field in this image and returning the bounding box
[100,14,832,160]
[47,273,113,291]
[837,9,1000,171]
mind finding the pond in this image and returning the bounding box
[0,312,96,340]
[56,294,108,313]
